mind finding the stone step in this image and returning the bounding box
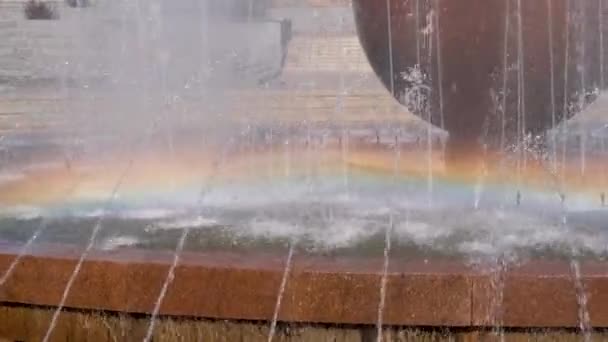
[284,35,371,72]
[0,20,17,29]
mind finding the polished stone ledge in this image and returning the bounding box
[0,242,607,328]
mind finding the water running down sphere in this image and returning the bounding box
[353,0,605,165]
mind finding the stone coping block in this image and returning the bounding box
[0,242,607,328]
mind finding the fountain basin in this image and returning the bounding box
[1,108,608,340]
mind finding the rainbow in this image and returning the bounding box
[0,141,605,218]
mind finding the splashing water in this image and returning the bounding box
[547,0,558,171]
[143,141,233,339]
[42,165,134,342]
[41,115,163,341]
[143,227,190,342]
[0,220,47,287]
[489,256,509,342]
[376,213,393,342]
[268,241,296,342]
[571,259,593,341]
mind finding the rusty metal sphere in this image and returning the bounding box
[353,0,604,157]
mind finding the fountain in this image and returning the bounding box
[0,0,608,341]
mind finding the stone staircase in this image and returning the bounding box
[284,34,373,73]
[0,0,412,132]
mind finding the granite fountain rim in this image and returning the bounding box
[0,240,608,328]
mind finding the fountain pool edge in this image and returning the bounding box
[0,242,608,330]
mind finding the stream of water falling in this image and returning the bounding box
[341,128,350,199]
[425,4,434,210]
[386,0,395,97]
[376,61,402,339]
[142,227,190,342]
[579,1,588,177]
[0,179,82,288]
[199,0,209,82]
[571,259,593,342]
[501,0,511,153]
[411,0,433,209]
[376,213,393,342]
[267,241,296,342]
[41,116,162,342]
[473,167,486,210]
[283,138,291,179]
[561,0,572,194]
[143,139,232,340]
[547,0,558,171]
[433,0,445,131]
[42,165,135,342]
[337,12,350,200]
[601,0,606,90]
[0,220,48,287]
[602,134,607,203]
[597,0,606,205]
[516,0,527,182]
[490,256,508,342]
[306,121,313,195]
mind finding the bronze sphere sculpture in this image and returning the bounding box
[353,0,604,165]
